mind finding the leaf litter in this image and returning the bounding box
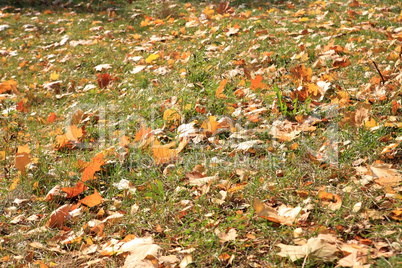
[0,0,401,267]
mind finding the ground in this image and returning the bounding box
[0,0,402,267]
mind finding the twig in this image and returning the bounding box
[372,60,386,84]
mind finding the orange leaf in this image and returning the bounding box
[79,190,103,207]
[216,79,228,99]
[317,191,342,211]
[82,153,105,182]
[290,64,312,82]
[152,147,178,165]
[45,185,62,201]
[62,181,88,198]
[47,112,57,123]
[97,73,112,88]
[333,57,351,68]
[15,153,31,176]
[135,126,152,142]
[17,144,31,154]
[16,100,29,112]
[119,135,131,147]
[201,116,219,134]
[391,101,400,115]
[250,75,265,90]
[46,204,71,229]
[0,80,18,94]
[55,134,71,150]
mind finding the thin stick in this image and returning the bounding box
[372,60,386,84]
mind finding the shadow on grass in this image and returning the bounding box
[0,0,130,13]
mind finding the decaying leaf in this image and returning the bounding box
[120,236,161,268]
[253,198,309,225]
[277,234,340,261]
[46,204,72,229]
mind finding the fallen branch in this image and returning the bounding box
[372,60,386,84]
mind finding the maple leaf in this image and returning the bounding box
[46,112,57,123]
[163,108,181,123]
[134,126,152,142]
[0,80,19,94]
[66,125,83,141]
[81,153,105,182]
[152,145,178,165]
[253,198,309,226]
[15,144,31,176]
[79,189,103,207]
[290,64,312,82]
[216,228,238,243]
[216,1,234,15]
[250,75,267,90]
[62,181,88,198]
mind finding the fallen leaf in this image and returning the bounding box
[216,78,228,99]
[277,234,339,261]
[179,254,193,268]
[79,189,103,207]
[216,228,238,242]
[46,204,72,229]
[120,237,161,268]
[81,153,105,182]
[45,185,62,201]
[317,190,342,211]
[62,181,88,198]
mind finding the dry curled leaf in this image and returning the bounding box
[46,204,72,229]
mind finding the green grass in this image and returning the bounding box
[0,0,402,267]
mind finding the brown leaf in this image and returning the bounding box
[46,204,72,229]
[45,185,62,201]
[97,73,112,88]
[253,198,306,225]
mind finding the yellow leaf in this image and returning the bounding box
[145,54,159,64]
[0,151,5,160]
[50,72,60,81]
[365,117,378,129]
[17,144,31,154]
[163,109,181,122]
[0,80,18,94]
[9,177,20,191]
[307,83,320,96]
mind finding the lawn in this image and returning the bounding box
[0,0,401,267]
